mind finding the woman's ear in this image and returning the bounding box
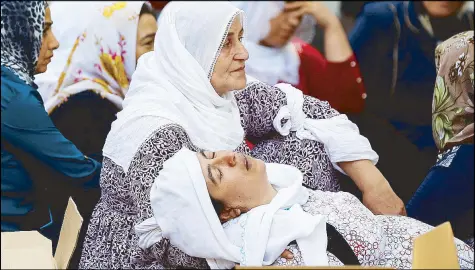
[219,207,241,223]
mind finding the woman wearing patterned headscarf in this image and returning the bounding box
[37,2,157,162]
[1,1,101,249]
[407,31,474,245]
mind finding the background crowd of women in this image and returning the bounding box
[1,1,473,268]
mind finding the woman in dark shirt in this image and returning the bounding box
[348,1,473,203]
[1,1,101,248]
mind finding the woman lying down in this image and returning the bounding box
[135,148,474,269]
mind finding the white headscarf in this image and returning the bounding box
[34,1,114,100]
[42,1,147,114]
[102,1,245,172]
[230,1,316,86]
[135,148,329,268]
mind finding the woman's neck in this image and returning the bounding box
[253,183,278,209]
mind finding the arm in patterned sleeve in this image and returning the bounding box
[235,81,341,142]
[128,125,208,268]
[302,94,341,120]
[234,81,287,140]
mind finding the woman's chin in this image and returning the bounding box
[257,158,266,172]
[232,73,247,90]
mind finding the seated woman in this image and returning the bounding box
[231,1,366,114]
[43,2,158,161]
[1,1,101,250]
[79,2,404,269]
[347,1,473,203]
[136,147,474,269]
[407,31,474,244]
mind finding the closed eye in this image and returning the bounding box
[200,151,216,159]
[207,164,222,184]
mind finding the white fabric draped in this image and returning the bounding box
[102,2,245,172]
[37,2,146,113]
[34,1,112,101]
[273,83,379,174]
[230,1,316,86]
[135,148,329,268]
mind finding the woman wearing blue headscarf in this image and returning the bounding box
[1,1,101,248]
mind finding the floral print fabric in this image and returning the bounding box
[44,2,146,114]
[432,31,474,152]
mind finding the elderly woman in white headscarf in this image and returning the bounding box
[134,147,474,269]
[231,1,366,114]
[79,2,404,269]
[35,1,157,162]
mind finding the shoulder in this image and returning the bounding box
[358,1,404,26]
[144,124,194,149]
[1,68,40,112]
[127,124,198,174]
[133,124,197,160]
[236,80,286,100]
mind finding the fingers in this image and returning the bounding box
[280,249,294,259]
[283,1,305,12]
[232,208,241,218]
[286,12,302,28]
[400,206,407,216]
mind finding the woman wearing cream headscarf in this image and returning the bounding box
[80,2,403,268]
[39,1,157,162]
[407,31,474,246]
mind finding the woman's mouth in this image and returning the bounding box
[233,66,245,72]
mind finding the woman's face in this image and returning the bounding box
[210,18,249,95]
[196,150,268,211]
[136,12,158,64]
[35,7,59,74]
[422,1,465,18]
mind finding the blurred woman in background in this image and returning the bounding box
[407,31,474,247]
[43,1,157,162]
[34,3,157,267]
[348,1,473,203]
[231,1,367,114]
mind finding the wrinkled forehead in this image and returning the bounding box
[157,1,243,75]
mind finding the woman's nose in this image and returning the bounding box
[215,152,236,167]
[50,32,60,50]
[235,43,249,61]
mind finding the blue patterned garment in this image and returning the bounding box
[1,1,46,84]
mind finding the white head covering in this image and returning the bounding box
[42,1,147,114]
[34,1,113,100]
[230,1,316,86]
[102,1,245,172]
[135,148,329,268]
